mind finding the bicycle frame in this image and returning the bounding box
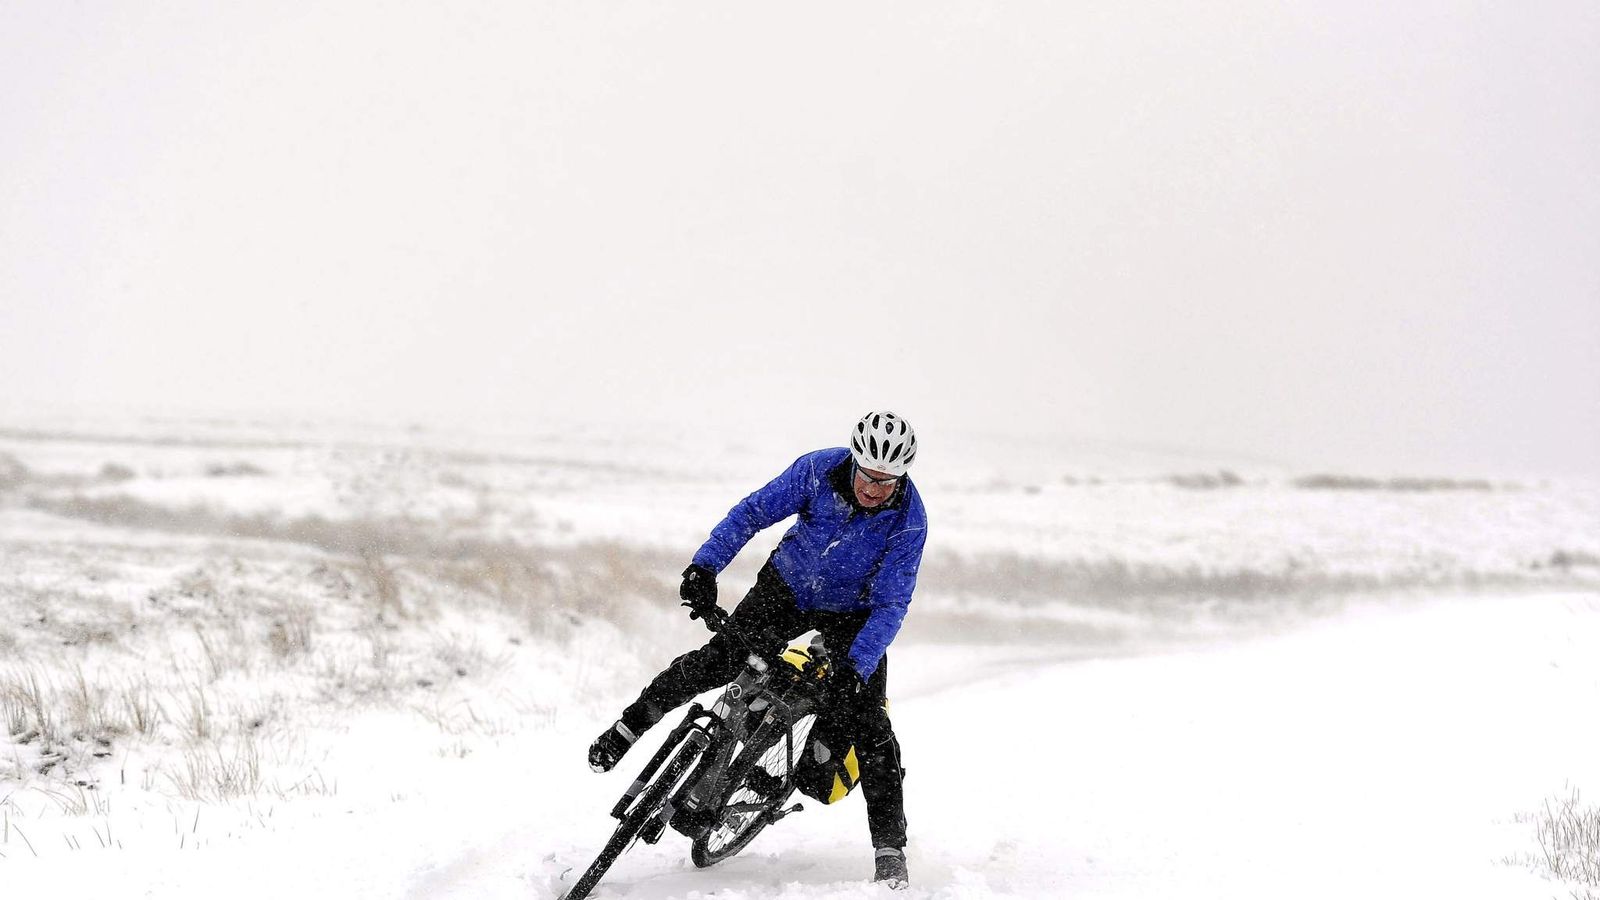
[562,608,829,900]
[677,645,820,825]
[609,613,824,838]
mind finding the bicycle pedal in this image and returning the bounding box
[767,802,805,824]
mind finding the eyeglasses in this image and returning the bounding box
[854,466,900,486]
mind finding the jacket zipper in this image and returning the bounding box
[813,506,858,594]
[821,506,857,558]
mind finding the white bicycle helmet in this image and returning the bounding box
[850,410,917,476]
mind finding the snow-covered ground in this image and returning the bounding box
[2,413,1598,897]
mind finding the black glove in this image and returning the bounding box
[823,664,867,712]
[679,564,719,621]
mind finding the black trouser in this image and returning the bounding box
[621,560,908,849]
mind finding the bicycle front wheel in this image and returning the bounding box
[690,712,815,868]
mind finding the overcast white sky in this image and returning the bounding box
[2,2,1597,477]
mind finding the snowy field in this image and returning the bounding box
[2,412,1598,898]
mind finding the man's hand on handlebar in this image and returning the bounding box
[823,663,866,711]
[677,571,797,669]
[679,564,719,625]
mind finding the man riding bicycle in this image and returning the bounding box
[588,410,927,889]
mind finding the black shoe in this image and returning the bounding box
[874,847,909,890]
[587,721,638,773]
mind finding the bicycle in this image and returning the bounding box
[560,605,833,900]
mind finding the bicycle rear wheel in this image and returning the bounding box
[563,740,704,900]
[690,713,816,868]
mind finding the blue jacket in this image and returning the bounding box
[691,447,928,678]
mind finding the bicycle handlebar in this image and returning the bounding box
[699,605,781,655]
[696,604,825,682]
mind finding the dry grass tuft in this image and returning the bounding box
[2,684,29,738]
[120,679,166,736]
[13,672,56,748]
[267,604,315,659]
[65,666,123,741]
[173,736,262,801]
[1508,787,1600,897]
[357,549,406,620]
[185,685,214,741]
[1530,787,1600,889]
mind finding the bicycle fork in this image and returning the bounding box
[610,705,713,820]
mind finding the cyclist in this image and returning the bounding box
[587,410,927,889]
